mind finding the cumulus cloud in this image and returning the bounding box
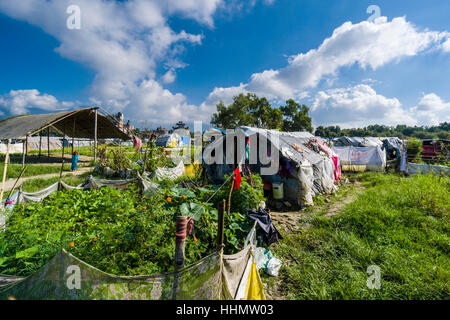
[245,16,450,99]
[0,89,72,115]
[410,93,450,125]
[0,0,214,122]
[200,16,450,125]
[311,84,416,128]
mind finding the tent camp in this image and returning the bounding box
[203,126,340,207]
[155,133,185,147]
[331,136,387,172]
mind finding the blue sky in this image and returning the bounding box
[0,0,449,129]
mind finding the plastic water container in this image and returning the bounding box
[272,183,284,200]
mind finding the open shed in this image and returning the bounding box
[0,107,131,163]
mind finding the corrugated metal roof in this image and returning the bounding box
[0,108,130,140]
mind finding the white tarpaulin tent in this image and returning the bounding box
[332,145,386,172]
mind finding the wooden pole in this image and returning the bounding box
[94,108,98,162]
[39,132,42,159]
[62,125,66,161]
[0,139,11,203]
[7,166,27,201]
[58,160,65,191]
[71,117,76,155]
[217,199,226,249]
[22,136,28,168]
[47,127,50,158]
[174,216,187,270]
[227,174,235,216]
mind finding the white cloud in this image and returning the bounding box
[443,38,450,52]
[0,0,214,122]
[201,16,450,126]
[311,84,417,128]
[245,16,449,99]
[410,93,450,125]
[0,89,71,115]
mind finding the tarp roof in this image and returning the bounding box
[0,107,130,140]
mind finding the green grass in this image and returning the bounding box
[19,172,92,192]
[265,173,450,300]
[0,163,78,180]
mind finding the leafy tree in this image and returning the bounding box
[280,99,313,133]
[211,93,283,130]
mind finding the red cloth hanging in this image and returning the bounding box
[233,167,241,189]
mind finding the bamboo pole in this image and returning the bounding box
[0,139,11,204]
[94,108,98,162]
[22,136,28,168]
[217,199,226,249]
[62,125,66,161]
[38,132,42,159]
[227,173,235,216]
[7,166,27,201]
[47,127,50,158]
[58,160,65,191]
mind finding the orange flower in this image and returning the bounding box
[167,197,172,203]
[93,236,97,242]
[182,194,186,199]
[69,241,74,248]
[142,206,147,210]
[120,209,124,213]
[193,236,198,242]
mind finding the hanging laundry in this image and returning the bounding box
[234,167,241,189]
[132,136,143,152]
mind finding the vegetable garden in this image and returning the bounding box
[0,164,265,277]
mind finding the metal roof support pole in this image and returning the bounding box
[94,108,98,162]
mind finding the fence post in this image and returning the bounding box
[217,199,226,249]
[0,139,11,203]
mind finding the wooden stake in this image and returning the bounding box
[227,174,235,216]
[38,132,42,159]
[47,127,50,158]
[217,199,226,249]
[7,166,27,201]
[94,108,98,162]
[58,160,65,191]
[0,139,11,204]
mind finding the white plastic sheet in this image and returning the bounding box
[332,146,386,172]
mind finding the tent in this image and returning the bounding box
[203,126,339,207]
[331,136,387,172]
[155,133,183,147]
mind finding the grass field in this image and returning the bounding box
[19,172,92,192]
[0,163,79,180]
[263,172,449,300]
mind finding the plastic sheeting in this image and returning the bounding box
[204,126,336,207]
[407,163,450,176]
[155,133,183,147]
[332,146,386,172]
[0,245,264,300]
[150,161,185,181]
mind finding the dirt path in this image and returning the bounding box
[1,166,94,192]
[264,180,365,299]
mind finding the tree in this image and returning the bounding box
[280,99,313,133]
[210,93,283,129]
